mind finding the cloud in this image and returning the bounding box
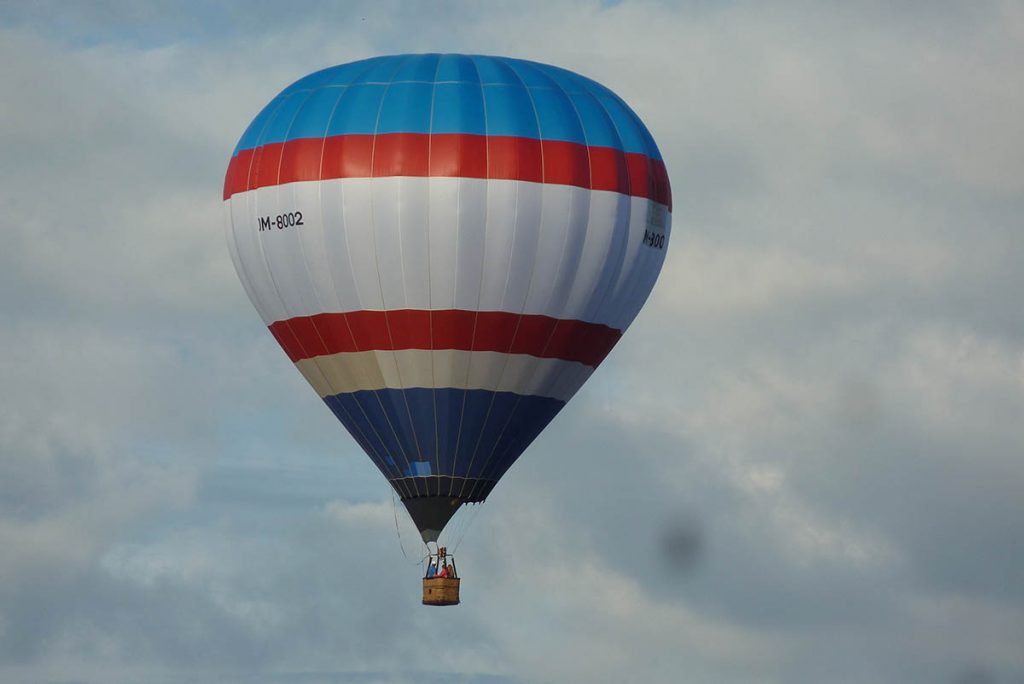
[1,2,1023,683]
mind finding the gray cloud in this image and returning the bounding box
[1,2,1023,683]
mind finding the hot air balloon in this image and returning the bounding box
[223,54,671,604]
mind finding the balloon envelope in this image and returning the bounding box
[224,54,671,541]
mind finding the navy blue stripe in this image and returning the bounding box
[323,387,564,485]
[233,54,663,159]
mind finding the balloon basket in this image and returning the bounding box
[422,577,460,606]
[423,546,460,605]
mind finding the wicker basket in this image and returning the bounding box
[422,577,461,606]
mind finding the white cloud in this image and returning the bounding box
[1,2,1023,683]
[662,235,863,318]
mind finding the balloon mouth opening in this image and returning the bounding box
[398,478,497,542]
[403,497,464,543]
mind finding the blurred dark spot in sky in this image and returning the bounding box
[953,665,996,684]
[656,514,705,578]
[836,377,882,431]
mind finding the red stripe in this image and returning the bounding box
[269,309,622,368]
[224,133,671,209]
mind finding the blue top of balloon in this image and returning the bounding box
[233,53,663,161]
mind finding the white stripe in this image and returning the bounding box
[295,349,592,402]
[225,177,669,331]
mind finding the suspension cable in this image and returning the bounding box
[452,501,484,554]
[391,489,428,566]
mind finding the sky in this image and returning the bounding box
[1,1,1023,682]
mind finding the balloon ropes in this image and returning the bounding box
[223,54,671,602]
